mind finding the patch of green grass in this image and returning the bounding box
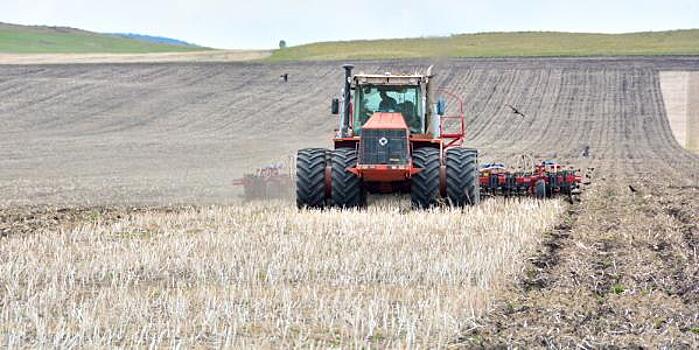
[0,23,208,54]
[269,30,699,61]
[611,284,626,295]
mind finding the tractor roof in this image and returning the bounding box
[353,72,431,86]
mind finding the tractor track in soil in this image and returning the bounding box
[1,57,698,346]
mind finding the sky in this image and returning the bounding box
[2,0,698,49]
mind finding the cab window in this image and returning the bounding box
[354,85,421,134]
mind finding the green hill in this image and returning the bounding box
[0,22,208,54]
[269,30,699,61]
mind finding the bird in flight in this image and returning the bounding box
[505,104,526,117]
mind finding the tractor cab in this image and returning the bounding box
[333,68,435,139]
[332,65,464,150]
[351,74,428,136]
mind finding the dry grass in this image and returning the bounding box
[0,50,271,65]
[1,198,563,347]
[659,71,699,154]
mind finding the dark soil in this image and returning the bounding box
[458,180,699,348]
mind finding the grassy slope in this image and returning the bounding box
[269,30,699,61]
[0,23,207,54]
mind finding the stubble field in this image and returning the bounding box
[1,199,563,347]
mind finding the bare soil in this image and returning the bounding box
[458,181,699,348]
[1,57,698,346]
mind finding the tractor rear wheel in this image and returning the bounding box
[296,148,328,208]
[411,147,441,209]
[331,148,365,208]
[446,148,480,206]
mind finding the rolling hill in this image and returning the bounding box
[0,22,208,53]
[269,30,699,61]
[111,33,201,47]
[4,22,699,60]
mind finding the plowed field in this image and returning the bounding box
[1,58,697,205]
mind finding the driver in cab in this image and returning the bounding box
[378,90,398,112]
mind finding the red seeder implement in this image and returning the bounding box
[232,162,294,200]
[479,155,584,199]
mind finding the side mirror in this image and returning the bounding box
[331,98,340,115]
[436,97,446,115]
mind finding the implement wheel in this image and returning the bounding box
[330,148,365,208]
[446,148,480,206]
[546,174,556,198]
[411,148,441,209]
[296,148,328,208]
[535,179,546,199]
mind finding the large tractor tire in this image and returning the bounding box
[330,148,365,208]
[411,147,441,209]
[296,148,328,209]
[446,148,480,206]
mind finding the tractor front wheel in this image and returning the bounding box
[411,147,441,209]
[296,148,328,209]
[446,148,480,206]
[331,148,365,208]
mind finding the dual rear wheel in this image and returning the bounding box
[330,148,366,208]
[297,147,480,209]
[411,147,480,209]
[295,148,327,209]
[296,148,366,209]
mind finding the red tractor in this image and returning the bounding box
[296,64,479,209]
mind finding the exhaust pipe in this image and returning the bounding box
[341,64,353,136]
